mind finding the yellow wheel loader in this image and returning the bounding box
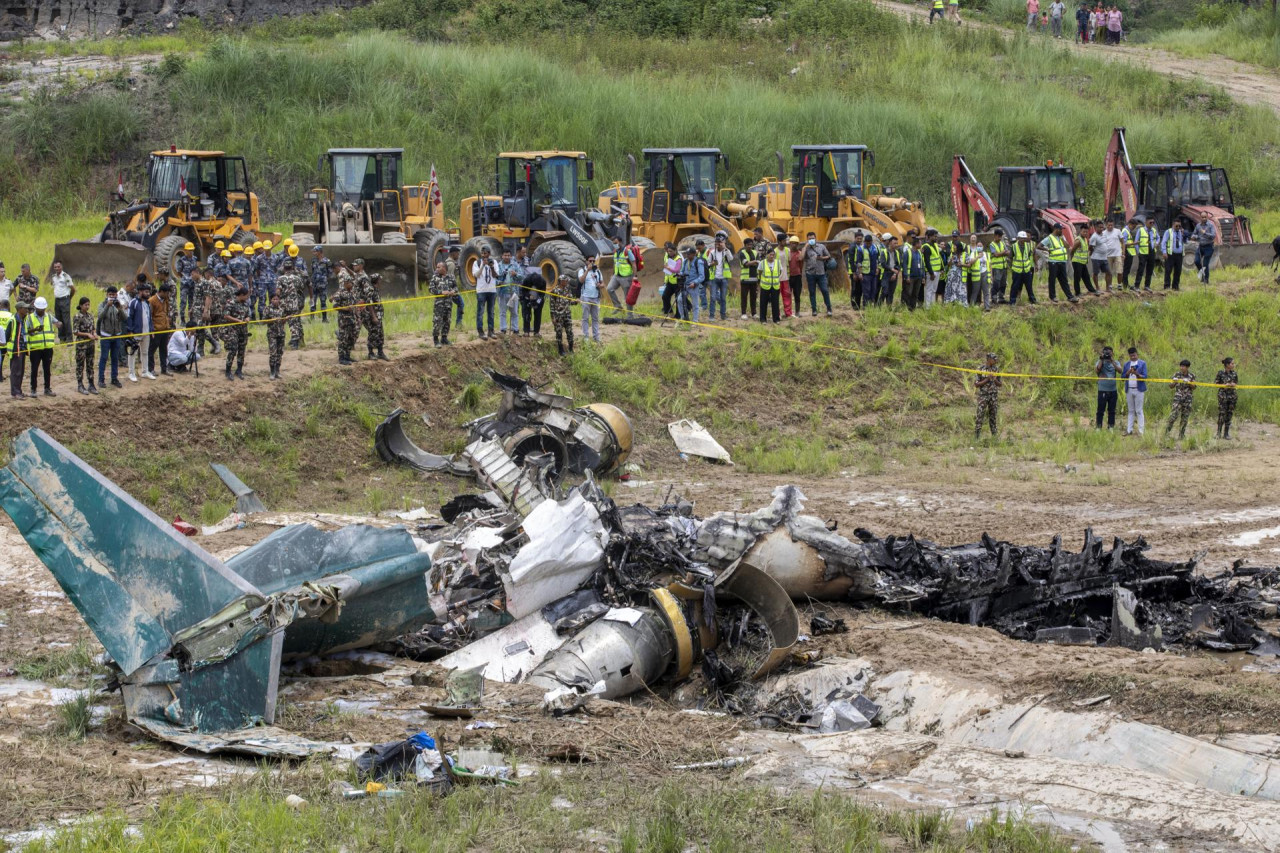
[456,151,629,287]
[291,148,453,297]
[53,147,280,284]
[739,145,929,288]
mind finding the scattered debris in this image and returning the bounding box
[211,462,268,514]
[668,419,732,464]
[810,614,848,636]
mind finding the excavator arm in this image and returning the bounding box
[951,155,997,233]
[1104,127,1138,222]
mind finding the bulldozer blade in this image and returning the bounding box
[1215,243,1274,270]
[52,240,151,286]
[318,243,418,297]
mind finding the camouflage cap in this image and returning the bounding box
[986,352,999,360]
[15,301,30,310]
[353,257,365,266]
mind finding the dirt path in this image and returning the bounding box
[876,0,1280,116]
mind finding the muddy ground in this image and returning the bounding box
[3,322,1280,849]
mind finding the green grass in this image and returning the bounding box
[15,639,100,682]
[1146,6,1280,68]
[54,689,95,741]
[2,1,1278,223]
[22,771,1084,852]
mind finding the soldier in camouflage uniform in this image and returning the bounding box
[73,296,98,394]
[974,352,1002,440]
[174,244,199,325]
[191,268,218,356]
[223,288,250,380]
[251,246,276,321]
[228,248,253,302]
[1215,357,1237,439]
[550,274,575,356]
[13,265,39,304]
[1165,359,1196,439]
[264,292,286,380]
[429,262,456,346]
[332,273,360,365]
[277,258,306,349]
[310,246,334,321]
[360,270,387,360]
[446,245,465,323]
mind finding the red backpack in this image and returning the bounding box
[628,244,645,271]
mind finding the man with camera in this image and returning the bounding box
[1095,346,1121,429]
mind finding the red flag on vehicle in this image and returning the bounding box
[179,175,187,197]
[428,164,443,209]
[117,172,125,198]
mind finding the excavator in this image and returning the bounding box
[53,147,279,284]
[1102,127,1262,268]
[291,148,453,296]
[456,150,629,286]
[951,154,1089,248]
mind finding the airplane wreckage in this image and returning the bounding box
[3,376,1280,753]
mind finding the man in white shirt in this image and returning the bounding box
[0,262,11,305]
[470,245,500,340]
[47,261,75,343]
[167,326,199,372]
[1088,219,1121,291]
[1048,0,1065,36]
[706,234,733,321]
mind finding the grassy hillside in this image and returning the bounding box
[1148,5,1280,67]
[2,0,1278,224]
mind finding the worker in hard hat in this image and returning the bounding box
[174,241,199,325]
[228,242,253,297]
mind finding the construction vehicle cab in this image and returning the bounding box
[291,148,450,295]
[601,148,753,255]
[1103,127,1254,253]
[53,148,276,285]
[744,145,927,253]
[458,151,627,286]
[952,154,1088,247]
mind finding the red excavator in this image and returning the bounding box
[951,154,1089,247]
[1103,127,1258,265]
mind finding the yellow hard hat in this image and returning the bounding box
[182,241,195,251]
[229,243,242,253]
[252,241,263,250]
[220,250,231,258]
[244,247,256,256]
[287,245,299,257]
[282,238,294,248]
[214,240,225,250]
[263,240,273,250]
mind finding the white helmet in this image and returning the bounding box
[33,297,47,310]
[1016,231,1029,239]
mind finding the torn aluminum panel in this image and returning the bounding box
[210,463,268,514]
[502,492,608,620]
[129,719,335,759]
[714,559,799,680]
[463,437,547,518]
[436,609,567,683]
[374,409,472,476]
[668,419,732,464]
[0,428,434,741]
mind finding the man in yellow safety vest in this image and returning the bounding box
[1008,231,1037,306]
[1036,224,1075,303]
[1133,216,1157,291]
[986,227,1010,304]
[930,0,946,22]
[24,295,60,396]
[758,247,784,324]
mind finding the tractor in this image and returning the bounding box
[951,154,1089,247]
[291,148,452,296]
[53,147,279,284]
[456,151,629,286]
[1102,127,1260,267]
[599,148,757,256]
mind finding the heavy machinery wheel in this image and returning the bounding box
[531,240,586,286]
[381,232,408,244]
[992,217,1022,243]
[231,228,256,248]
[153,234,188,276]
[415,228,449,277]
[677,234,712,256]
[290,233,316,247]
[630,236,657,250]
[831,227,874,249]
[459,236,503,286]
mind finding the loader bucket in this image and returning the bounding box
[52,240,151,286]
[1216,243,1274,270]
[318,242,418,297]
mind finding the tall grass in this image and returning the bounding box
[3,3,1278,222]
[1148,7,1280,68]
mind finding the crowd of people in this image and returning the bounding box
[1026,0,1126,43]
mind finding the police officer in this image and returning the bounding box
[1037,224,1074,303]
[1008,231,1036,306]
[309,245,334,321]
[986,227,1010,303]
[174,242,199,325]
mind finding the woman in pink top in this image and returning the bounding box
[1107,7,1122,43]
[1027,0,1040,31]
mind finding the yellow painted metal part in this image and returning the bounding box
[650,587,693,680]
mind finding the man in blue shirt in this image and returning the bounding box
[1122,346,1148,436]
[1161,220,1185,291]
[1095,346,1121,429]
[680,245,706,324]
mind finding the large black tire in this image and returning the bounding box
[415,228,449,280]
[231,227,256,248]
[677,234,712,256]
[459,236,503,287]
[531,240,586,287]
[153,233,188,276]
[992,217,1022,244]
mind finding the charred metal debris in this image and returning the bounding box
[4,415,1280,754]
